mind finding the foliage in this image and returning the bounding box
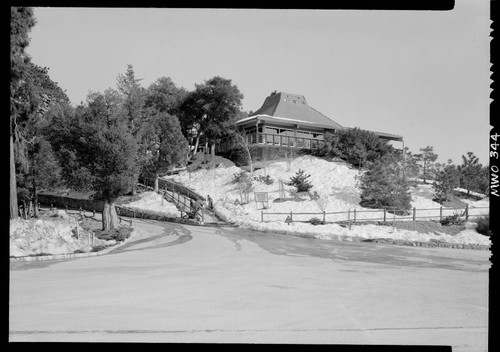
[91,244,111,252]
[433,161,460,203]
[178,76,244,158]
[116,64,146,134]
[232,171,250,184]
[10,8,68,218]
[414,146,438,183]
[232,171,253,204]
[439,214,465,226]
[142,112,189,178]
[95,227,133,242]
[475,216,491,236]
[401,147,420,182]
[254,174,274,185]
[308,191,321,201]
[309,217,323,225]
[321,128,394,168]
[286,169,313,192]
[16,137,62,203]
[145,76,187,115]
[458,152,486,195]
[359,152,412,211]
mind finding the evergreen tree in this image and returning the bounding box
[415,146,438,183]
[178,76,243,162]
[433,160,460,203]
[322,128,393,168]
[286,169,313,193]
[145,76,187,115]
[10,7,36,219]
[458,152,484,196]
[143,112,189,191]
[17,137,61,217]
[359,153,412,213]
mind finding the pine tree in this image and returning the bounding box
[143,112,189,191]
[360,153,412,213]
[286,169,313,193]
[433,161,460,203]
[458,152,483,196]
[415,146,438,183]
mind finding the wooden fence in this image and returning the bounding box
[139,178,206,222]
[260,205,489,225]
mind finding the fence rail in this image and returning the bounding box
[139,178,206,222]
[260,205,489,225]
[216,132,326,153]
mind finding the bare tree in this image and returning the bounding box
[233,131,254,174]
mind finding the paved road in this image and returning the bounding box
[10,219,490,350]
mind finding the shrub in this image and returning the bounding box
[286,169,313,193]
[95,227,132,242]
[475,216,491,236]
[359,154,412,212]
[254,174,274,185]
[308,191,321,201]
[91,244,110,252]
[232,171,251,184]
[439,214,465,226]
[309,217,323,225]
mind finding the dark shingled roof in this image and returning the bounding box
[248,92,343,130]
[238,92,403,142]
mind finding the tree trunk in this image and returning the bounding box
[154,173,159,193]
[192,132,201,157]
[33,182,39,218]
[102,200,119,231]
[210,143,215,168]
[22,199,27,219]
[10,134,18,219]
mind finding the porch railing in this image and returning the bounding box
[217,132,326,153]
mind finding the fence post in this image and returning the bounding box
[76,218,79,239]
[348,209,351,230]
[290,211,293,222]
[353,209,357,224]
[440,207,443,222]
[413,207,416,221]
[465,205,469,220]
[93,210,96,218]
[261,211,264,222]
[383,208,386,223]
[323,211,326,224]
[393,208,396,229]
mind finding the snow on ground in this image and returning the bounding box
[125,191,181,218]
[164,155,490,246]
[10,210,115,257]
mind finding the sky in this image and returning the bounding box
[26,2,491,165]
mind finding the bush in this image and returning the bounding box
[439,214,465,226]
[475,216,491,236]
[91,244,111,252]
[95,226,132,242]
[232,171,250,184]
[308,191,320,201]
[254,174,274,185]
[309,217,323,225]
[286,169,313,192]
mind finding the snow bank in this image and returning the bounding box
[125,191,181,218]
[10,215,113,257]
[165,155,490,247]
